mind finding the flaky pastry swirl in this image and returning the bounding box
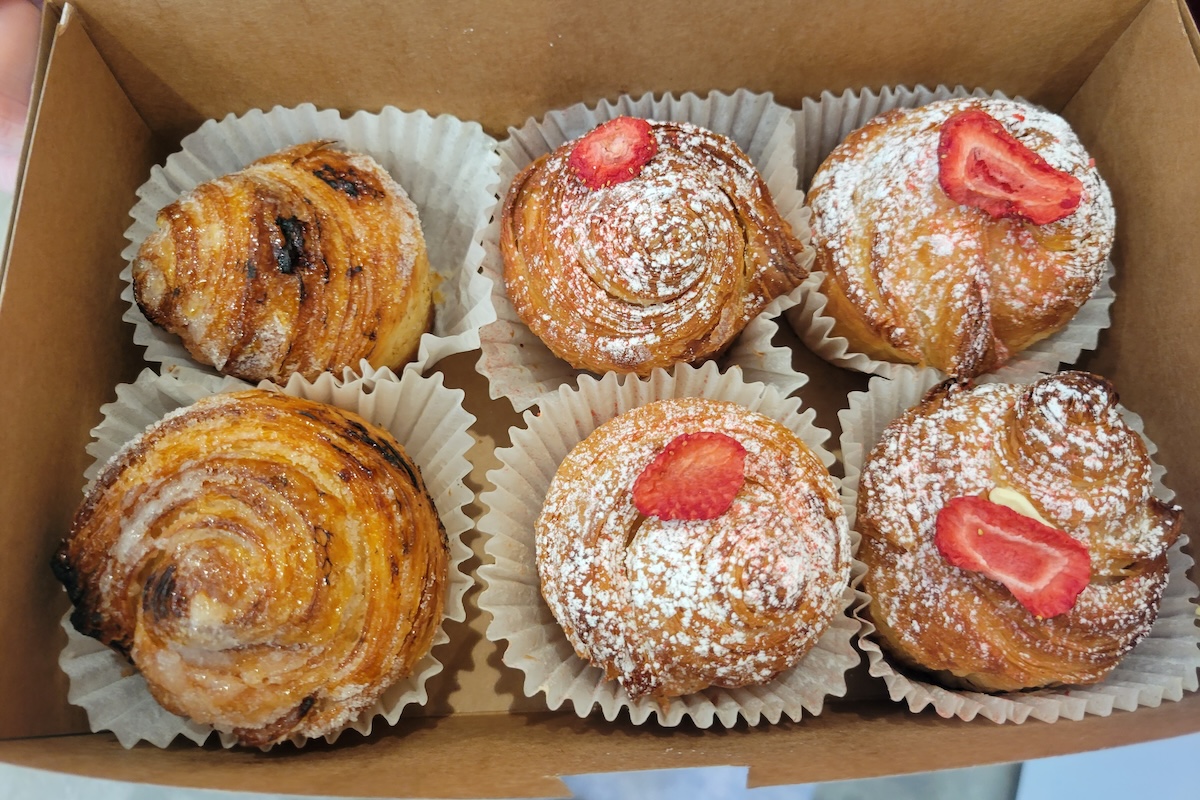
[502,121,807,375]
[52,390,448,747]
[808,98,1114,377]
[133,141,433,384]
[536,397,850,700]
[857,372,1182,692]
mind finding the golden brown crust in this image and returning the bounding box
[52,390,448,747]
[133,141,433,383]
[856,372,1182,692]
[808,99,1115,378]
[501,121,807,375]
[535,398,849,700]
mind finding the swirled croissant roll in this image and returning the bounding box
[51,390,448,747]
[536,397,850,700]
[502,118,807,375]
[857,372,1182,692]
[133,141,433,384]
[807,98,1114,377]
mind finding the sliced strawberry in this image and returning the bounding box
[935,495,1090,618]
[567,116,658,189]
[937,109,1083,225]
[632,432,746,521]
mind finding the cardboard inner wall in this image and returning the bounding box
[0,0,1198,797]
[0,3,155,740]
[1066,0,1200,519]
[70,0,1145,139]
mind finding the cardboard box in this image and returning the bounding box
[1,0,1197,796]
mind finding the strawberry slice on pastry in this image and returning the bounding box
[935,494,1091,618]
[568,116,658,189]
[938,109,1083,225]
[632,431,746,521]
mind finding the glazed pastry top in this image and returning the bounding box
[133,141,432,383]
[53,390,448,747]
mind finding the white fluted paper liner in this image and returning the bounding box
[121,103,501,378]
[476,360,862,727]
[840,370,1200,723]
[59,362,475,748]
[785,85,1117,383]
[477,89,815,412]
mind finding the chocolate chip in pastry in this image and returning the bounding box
[535,397,850,700]
[133,141,433,384]
[807,98,1114,378]
[856,372,1182,692]
[51,390,448,747]
[502,117,807,376]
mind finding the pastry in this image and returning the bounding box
[133,141,433,384]
[856,372,1182,692]
[51,389,448,747]
[501,117,807,376]
[807,98,1114,377]
[535,397,850,700]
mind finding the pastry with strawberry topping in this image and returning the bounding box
[535,397,850,701]
[501,116,808,377]
[856,371,1182,692]
[805,97,1114,378]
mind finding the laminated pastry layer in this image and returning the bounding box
[536,397,850,700]
[807,98,1114,377]
[856,373,1181,691]
[53,390,448,747]
[502,122,807,375]
[133,141,433,383]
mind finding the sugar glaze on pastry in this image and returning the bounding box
[808,98,1114,377]
[52,390,448,747]
[535,398,849,700]
[133,141,433,384]
[502,122,807,375]
[857,372,1181,691]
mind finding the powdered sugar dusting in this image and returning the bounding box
[858,373,1181,690]
[808,98,1115,375]
[536,398,849,699]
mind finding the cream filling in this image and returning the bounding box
[988,486,1052,527]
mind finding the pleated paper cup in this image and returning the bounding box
[121,103,500,379]
[841,369,1200,723]
[477,89,814,412]
[785,85,1117,383]
[477,360,862,727]
[58,363,475,748]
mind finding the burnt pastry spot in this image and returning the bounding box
[50,546,83,606]
[313,163,384,200]
[143,563,182,622]
[235,694,319,748]
[273,215,308,275]
[341,419,419,486]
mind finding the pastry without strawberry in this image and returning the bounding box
[937,109,1083,225]
[935,494,1091,618]
[567,116,658,189]
[632,431,746,521]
